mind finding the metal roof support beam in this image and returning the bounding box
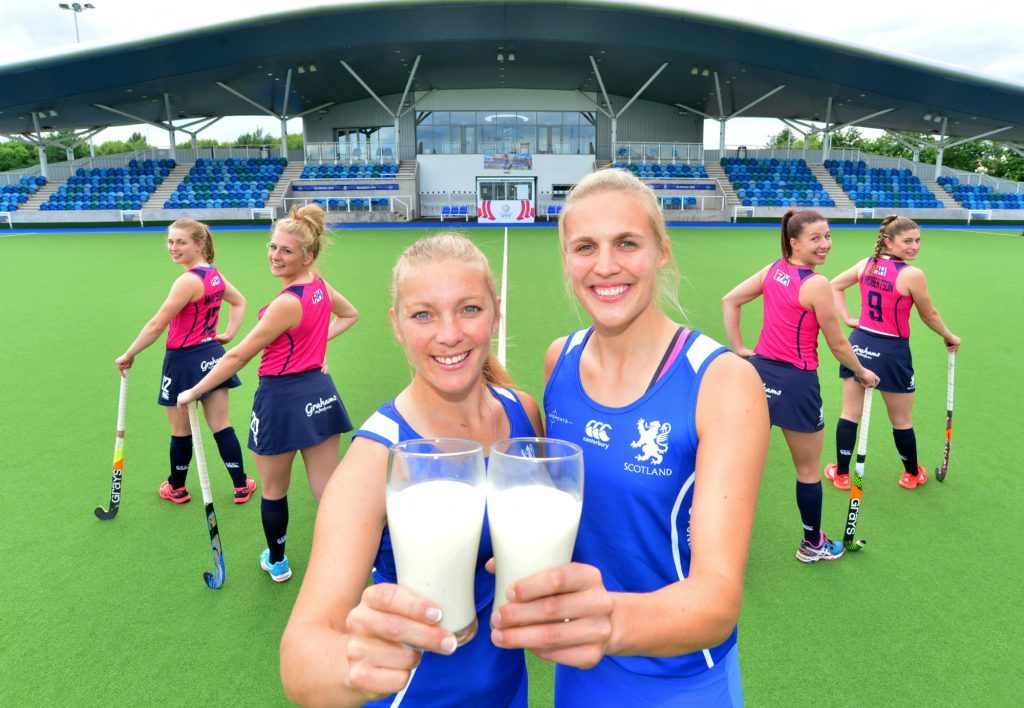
[294,102,336,119]
[32,113,48,181]
[943,125,1012,150]
[397,56,421,117]
[216,82,280,119]
[340,60,396,118]
[579,90,612,118]
[822,97,834,161]
[280,69,293,158]
[591,58,667,160]
[780,119,819,159]
[729,84,786,121]
[399,90,431,119]
[94,103,171,133]
[885,130,928,162]
[179,117,223,151]
[164,94,177,160]
[831,107,895,132]
[588,56,614,119]
[1006,143,1024,159]
[934,117,948,178]
[714,72,726,152]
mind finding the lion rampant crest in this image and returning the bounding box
[631,418,671,465]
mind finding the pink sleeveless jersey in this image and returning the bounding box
[166,266,225,350]
[257,277,330,377]
[857,256,913,338]
[753,259,822,370]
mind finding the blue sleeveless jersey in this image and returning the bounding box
[544,328,737,692]
[352,386,535,708]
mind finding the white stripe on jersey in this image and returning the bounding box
[685,333,721,373]
[360,411,400,445]
[670,470,716,670]
[491,386,515,401]
[564,329,588,356]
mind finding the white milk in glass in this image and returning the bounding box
[386,478,485,638]
[488,485,582,611]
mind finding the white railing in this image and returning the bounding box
[658,194,725,211]
[282,195,411,216]
[966,209,992,224]
[615,142,703,164]
[304,142,398,164]
[418,191,477,217]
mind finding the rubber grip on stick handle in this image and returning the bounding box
[856,387,874,457]
[946,351,955,410]
[116,370,129,433]
[187,402,214,505]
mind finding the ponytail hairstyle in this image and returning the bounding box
[169,218,215,264]
[557,168,683,315]
[391,232,514,389]
[272,203,330,274]
[780,208,826,260]
[874,214,919,261]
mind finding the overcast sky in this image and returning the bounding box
[1,0,1021,148]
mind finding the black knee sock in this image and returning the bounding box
[213,427,247,487]
[836,418,858,474]
[169,435,192,489]
[893,427,918,475]
[796,481,823,543]
[261,496,289,563]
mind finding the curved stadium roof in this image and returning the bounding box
[2,0,1023,142]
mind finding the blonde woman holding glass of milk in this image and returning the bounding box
[280,233,542,707]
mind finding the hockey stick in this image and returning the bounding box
[187,402,226,589]
[843,387,874,551]
[935,351,956,482]
[95,372,129,520]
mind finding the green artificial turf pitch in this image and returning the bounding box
[1,224,1020,705]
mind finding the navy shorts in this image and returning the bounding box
[749,355,824,433]
[158,341,241,406]
[840,329,915,393]
[248,369,353,455]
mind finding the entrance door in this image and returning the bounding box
[477,178,535,223]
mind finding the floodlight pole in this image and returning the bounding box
[58,3,96,44]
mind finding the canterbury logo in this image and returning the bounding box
[585,420,612,442]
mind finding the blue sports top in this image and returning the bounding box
[352,386,536,708]
[544,327,735,682]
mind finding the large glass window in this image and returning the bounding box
[417,110,595,154]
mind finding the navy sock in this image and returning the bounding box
[169,435,192,489]
[796,481,823,543]
[893,427,918,475]
[836,418,858,474]
[261,496,289,563]
[213,427,247,487]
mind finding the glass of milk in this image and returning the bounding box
[386,438,487,648]
[487,437,584,612]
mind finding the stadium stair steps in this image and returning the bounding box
[703,162,741,211]
[397,160,417,179]
[22,180,62,210]
[149,163,193,207]
[920,178,960,209]
[809,164,854,209]
[269,162,306,215]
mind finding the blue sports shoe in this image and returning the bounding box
[259,548,292,582]
[796,532,845,564]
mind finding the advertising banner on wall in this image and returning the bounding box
[483,154,533,170]
[477,199,534,223]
